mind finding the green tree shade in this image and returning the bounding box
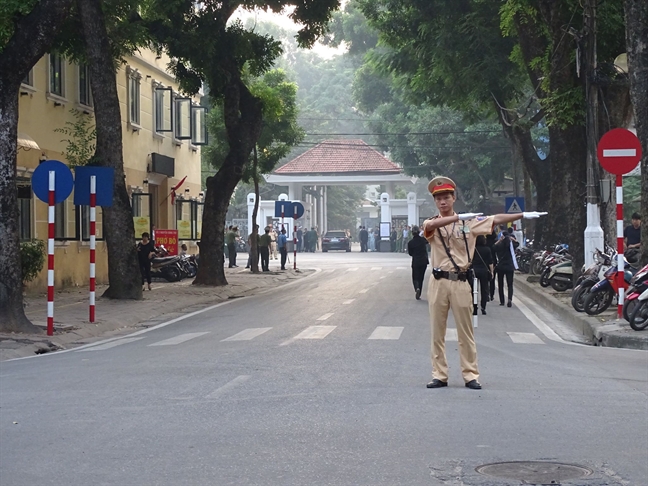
[327,186,366,233]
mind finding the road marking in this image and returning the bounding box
[388,271,394,274]
[343,299,355,305]
[371,267,382,271]
[205,375,250,399]
[603,149,636,157]
[77,337,144,352]
[368,326,403,340]
[221,328,272,341]
[507,332,545,344]
[347,267,359,272]
[317,313,334,321]
[514,293,575,345]
[294,326,336,340]
[380,276,386,280]
[446,328,458,342]
[359,289,369,293]
[397,267,406,270]
[148,332,210,346]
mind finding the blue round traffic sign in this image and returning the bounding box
[31,160,74,203]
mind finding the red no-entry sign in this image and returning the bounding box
[597,128,642,175]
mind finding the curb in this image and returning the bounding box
[515,278,648,351]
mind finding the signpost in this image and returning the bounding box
[291,202,304,269]
[597,128,643,318]
[504,197,525,213]
[32,161,74,336]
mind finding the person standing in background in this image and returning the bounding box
[624,212,642,261]
[359,226,369,252]
[297,226,303,252]
[258,227,272,272]
[494,228,519,307]
[137,232,156,291]
[226,226,239,268]
[269,226,278,260]
[472,235,493,315]
[278,228,288,270]
[407,225,429,300]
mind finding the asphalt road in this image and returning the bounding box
[1,252,647,486]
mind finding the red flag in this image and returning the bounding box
[170,175,187,205]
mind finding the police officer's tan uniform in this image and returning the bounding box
[423,178,494,386]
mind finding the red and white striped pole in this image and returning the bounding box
[89,175,96,323]
[47,171,55,336]
[616,174,625,318]
[293,205,297,270]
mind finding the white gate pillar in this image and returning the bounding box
[247,193,256,238]
[407,192,417,227]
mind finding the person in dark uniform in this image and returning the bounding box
[258,227,272,272]
[471,235,493,314]
[408,225,429,300]
[137,232,156,291]
[494,228,519,307]
[359,226,368,252]
[486,228,498,301]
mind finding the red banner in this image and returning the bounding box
[155,229,178,256]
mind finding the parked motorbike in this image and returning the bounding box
[150,245,184,282]
[571,249,613,312]
[179,254,198,278]
[622,264,648,322]
[629,288,648,331]
[516,247,535,274]
[548,260,573,292]
[539,253,571,288]
[583,256,637,315]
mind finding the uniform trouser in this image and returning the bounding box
[428,277,479,383]
[360,241,367,252]
[411,264,427,291]
[497,269,514,304]
[270,242,277,259]
[227,243,237,267]
[474,268,490,310]
[140,261,151,285]
[259,246,270,271]
[280,247,288,269]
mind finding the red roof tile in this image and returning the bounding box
[275,139,401,175]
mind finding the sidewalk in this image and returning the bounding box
[515,276,648,350]
[0,267,315,361]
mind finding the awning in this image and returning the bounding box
[17,132,40,151]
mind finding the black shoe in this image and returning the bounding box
[481,308,486,315]
[281,267,286,270]
[415,288,421,300]
[465,379,482,390]
[507,301,512,307]
[426,379,448,389]
[499,302,504,306]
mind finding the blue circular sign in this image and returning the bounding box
[31,160,74,204]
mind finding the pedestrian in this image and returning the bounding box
[137,232,156,291]
[402,225,409,252]
[494,228,519,308]
[258,227,272,272]
[422,176,547,390]
[368,227,375,252]
[278,228,288,269]
[179,243,188,256]
[245,230,258,269]
[374,226,381,251]
[359,226,368,252]
[390,227,397,252]
[407,225,429,300]
[471,235,493,315]
[297,226,303,252]
[307,227,317,252]
[486,229,498,302]
[270,226,278,260]
[624,212,642,262]
[226,225,239,268]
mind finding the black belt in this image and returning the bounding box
[433,269,469,281]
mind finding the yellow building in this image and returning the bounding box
[17,49,206,291]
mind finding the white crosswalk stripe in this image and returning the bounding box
[346,267,359,272]
[342,299,355,305]
[397,267,407,270]
[294,326,337,340]
[359,289,369,293]
[205,375,250,399]
[507,332,544,344]
[371,267,382,271]
[368,326,404,340]
[148,332,210,347]
[317,313,334,321]
[221,328,272,342]
[446,328,458,342]
[77,337,144,352]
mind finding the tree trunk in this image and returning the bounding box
[624,0,648,266]
[0,0,74,333]
[194,74,263,286]
[250,146,260,273]
[522,165,535,241]
[77,0,142,299]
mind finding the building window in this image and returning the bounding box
[175,98,192,140]
[22,69,33,87]
[17,184,32,240]
[128,69,141,127]
[78,205,104,241]
[49,53,64,97]
[54,199,75,240]
[78,64,92,107]
[154,86,173,133]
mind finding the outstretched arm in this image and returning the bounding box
[492,211,547,226]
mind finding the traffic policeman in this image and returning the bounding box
[423,176,547,390]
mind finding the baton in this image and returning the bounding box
[473,276,479,328]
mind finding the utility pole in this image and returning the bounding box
[583,0,604,266]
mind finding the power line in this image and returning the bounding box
[295,141,509,150]
[304,129,503,136]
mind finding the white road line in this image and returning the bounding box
[514,293,574,345]
[148,332,210,346]
[359,289,369,294]
[343,299,355,305]
[221,328,272,342]
[205,375,250,399]
[317,313,334,321]
[446,328,458,342]
[371,267,382,271]
[368,326,404,340]
[77,337,144,352]
[507,332,545,344]
[379,276,386,280]
[294,326,336,340]
[397,267,406,270]
[388,271,394,274]
[347,267,359,272]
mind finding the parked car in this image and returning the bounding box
[322,230,351,252]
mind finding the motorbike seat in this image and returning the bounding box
[152,256,180,264]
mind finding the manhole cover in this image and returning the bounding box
[475,461,593,483]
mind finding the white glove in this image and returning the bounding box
[458,212,483,221]
[522,211,548,219]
